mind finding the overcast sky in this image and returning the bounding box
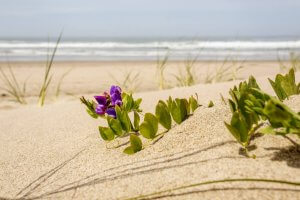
[0,0,300,39]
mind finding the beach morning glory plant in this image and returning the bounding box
[81,85,200,155]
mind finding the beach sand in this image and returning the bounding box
[0,61,299,199]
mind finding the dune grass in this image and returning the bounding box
[55,68,73,98]
[156,53,169,90]
[110,70,141,93]
[174,55,198,87]
[38,33,62,106]
[0,64,27,104]
[278,52,300,72]
[204,57,244,83]
[125,178,300,200]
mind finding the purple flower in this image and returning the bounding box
[93,86,122,117]
[95,104,106,115]
[106,107,117,118]
[111,93,122,106]
[110,85,121,95]
[94,95,107,105]
[94,95,108,115]
[110,85,122,106]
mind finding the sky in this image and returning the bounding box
[0,0,300,39]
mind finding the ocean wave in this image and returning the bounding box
[1,40,300,50]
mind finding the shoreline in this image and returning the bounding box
[0,60,290,98]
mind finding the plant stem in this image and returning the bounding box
[124,178,300,200]
[242,123,264,158]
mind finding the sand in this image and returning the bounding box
[0,61,299,199]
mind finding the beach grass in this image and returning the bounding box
[55,68,73,98]
[156,53,169,90]
[278,52,300,72]
[110,70,141,93]
[0,64,27,104]
[204,57,244,83]
[38,33,62,106]
[174,55,198,87]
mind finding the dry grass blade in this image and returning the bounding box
[55,68,73,98]
[110,70,141,93]
[0,64,26,104]
[174,54,198,87]
[278,52,300,72]
[204,56,244,83]
[38,32,62,106]
[156,53,169,90]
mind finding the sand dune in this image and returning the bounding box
[0,66,299,199]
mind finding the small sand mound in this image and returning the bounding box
[0,80,299,199]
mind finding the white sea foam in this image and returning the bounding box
[1,40,300,49]
[0,39,299,61]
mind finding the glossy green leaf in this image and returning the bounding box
[133,98,142,110]
[123,134,143,155]
[268,68,299,101]
[98,126,115,141]
[133,111,140,131]
[155,100,171,130]
[123,146,135,155]
[86,109,98,119]
[130,134,142,152]
[208,100,214,108]
[140,113,158,139]
[107,116,123,136]
[122,93,134,111]
[166,96,173,111]
[80,97,98,119]
[259,126,276,135]
[115,106,131,132]
[189,95,199,112]
[170,99,186,124]
[225,112,249,145]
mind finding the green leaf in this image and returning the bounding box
[248,75,260,89]
[259,126,276,135]
[208,100,214,107]
[189,95,199,112]
[140,113,158,139]
[80,96,98,119]
[98,126,115,141]
[133,98,142,110]
[224,122,240,144]
[107,116,123,136]
[123,134,143,155]
[122,93,134,111]
[123,146,135,155]
[140,121,154,139]
[86,108,98,119]
[228,99,236,113]
[170,99,185,124]
[268,78,286,101]
[115,106,132,132]
[130,134,142,152]
[268,69,299,101]
[178,98,188,121]
[155,100,172,130]
[166,96,173,111]
[182,98,190,115]
[133,111,140,131]
[225,112,249,145]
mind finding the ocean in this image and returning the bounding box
[0,37,300,61]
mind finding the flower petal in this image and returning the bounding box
[115,99,122,106]
[106,107,117,118]
[94,95,107,105]
[95,104,106,115]
[110,85,122,95]
[111,93,122,106]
